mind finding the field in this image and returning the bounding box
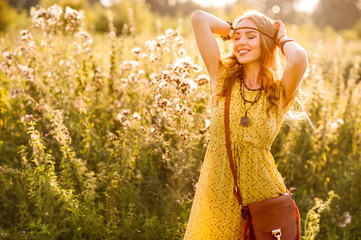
[0,4,361,240]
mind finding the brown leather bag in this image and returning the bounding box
[224,90,301,240]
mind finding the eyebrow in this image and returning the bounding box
[234,30,258,35]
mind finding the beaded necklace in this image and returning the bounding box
[239,79,263,127]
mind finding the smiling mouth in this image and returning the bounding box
[238,49,250,55]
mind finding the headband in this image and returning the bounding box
[233,26,275,42]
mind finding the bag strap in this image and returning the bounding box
[224,89,244,208]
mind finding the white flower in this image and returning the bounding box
[132,112,141,120]
[131,47,141,54]
[204,119,211,128]
[165,28,177,37]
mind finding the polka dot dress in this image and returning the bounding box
[183,64,298,239]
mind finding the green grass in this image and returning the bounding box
[0,4,360,240]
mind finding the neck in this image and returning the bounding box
[243,61,262,89]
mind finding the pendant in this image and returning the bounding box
[240,116,250,127]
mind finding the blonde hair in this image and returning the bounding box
[212,10,315,130]
[215,10,282,117]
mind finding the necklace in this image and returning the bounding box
[240,79,263,127]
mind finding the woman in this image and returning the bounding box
[184,9,308,239]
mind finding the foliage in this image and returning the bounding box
[0,4,361,240]
[0,1,24,32]
[302,191,339,240]
[313,0,361,30]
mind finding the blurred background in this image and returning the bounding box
[1,0,361,37]
[0,0,361,239]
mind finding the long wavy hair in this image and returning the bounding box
[215,10,282,117]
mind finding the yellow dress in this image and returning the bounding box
[183,64,298,240]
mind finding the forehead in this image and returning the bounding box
[234,19,258,34]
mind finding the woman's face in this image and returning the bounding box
[232,19,262,65]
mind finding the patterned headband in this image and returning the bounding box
[233,26,275,42]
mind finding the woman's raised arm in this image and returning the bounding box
[275,20,308,108]
[191,10,232,93]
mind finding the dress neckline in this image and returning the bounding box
[235,81,264,92]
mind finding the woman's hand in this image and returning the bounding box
[274,20,287,45]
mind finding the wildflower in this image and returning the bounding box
[182,71,191,79]
[121,109,131,115]
[173,57,194,71]
[149,54,159,63]
[138,70,145,76]
[18,64,34,82]
[47,4,63,26]
[40,40,47,47]
[74,96,88,114]
[163,46,170,53]
[180,130,188,141]
[2,49,15,62]
[200,119,211,133]
[155,94,170,109]
[157,35,167,46]
[165,28,177,37]
[132,112,141,120]
[159,70,171,82]
[175,36,184,46]
[203,138,210,148]
[116,109,131,126]
[338,212,352,228]
[193,64,202,72]
[178,81,191,95]
[336,118,344,126]
[204,119,211,128]
[64,6,82,33]
[9,88,24,98]
[149,73,157,81]
[195,74,210,87]
[131,47,141,55]
[0,62,11,75]
[31,4,63,32]
[19,30,34,45]
[145,40,157,52]
[130,61,140,69]
[128,73,139,82]
[177,49,186,56]
[158,81,169,89]
[21,114,33,123]
[77,31,93,45]
[328,118,344,130]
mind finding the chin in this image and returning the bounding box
[235,56,261,65]
[236,58,253,64]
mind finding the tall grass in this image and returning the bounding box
[0,4,360,239]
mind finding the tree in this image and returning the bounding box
[145,0,202,16]
[0,0,18,32]
[248,0,302,23]
[313,0,361,30]
[9,0,39,10]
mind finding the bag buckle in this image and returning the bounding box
[272,229,281,240]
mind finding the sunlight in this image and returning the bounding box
[192,0,237,8]
[192,0,320,13]
[295,0,320,13]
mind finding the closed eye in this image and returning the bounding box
[247,34,257,39]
